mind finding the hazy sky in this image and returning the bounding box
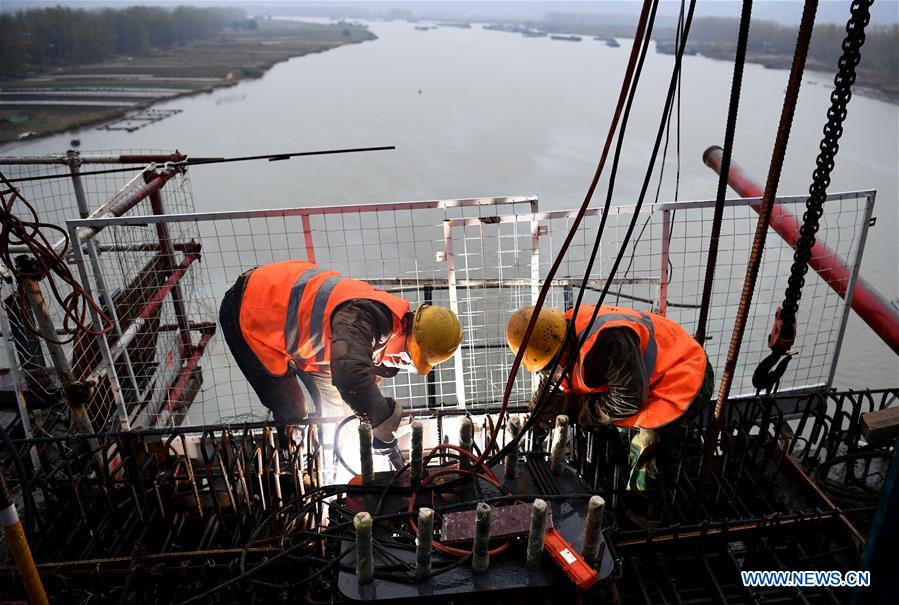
[2,0,898,24]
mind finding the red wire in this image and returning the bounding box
[472,0,656,471]
[0,178,113,342]
[407,466,510,557]
[402,1,657,560]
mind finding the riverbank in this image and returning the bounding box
[655,41,899,105]
[0,19,375,144]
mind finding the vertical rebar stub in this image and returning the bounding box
[505,415,522,480]
[358,422,374,484]
[459,416,474,468]
[354,511,374,584]
[550,415,569,475]
[471,502,491,574]
[527,498,548,569]
[411,420,424,483]
[416,507,434,578]
[582,495,606,564]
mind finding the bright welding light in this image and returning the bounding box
[381,351,416,372]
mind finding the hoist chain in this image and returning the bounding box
[770,0,874,351]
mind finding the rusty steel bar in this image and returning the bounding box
[703,146,899,354]
[146,174,193,358]
[698,0,819,503]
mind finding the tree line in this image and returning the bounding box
[0,5,252,78]
[678,18,898,91]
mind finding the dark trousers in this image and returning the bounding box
[219,274,319,423]
[624,359,715,524]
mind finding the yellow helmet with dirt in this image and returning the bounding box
[506,306,566,372]
[407,304,463,375]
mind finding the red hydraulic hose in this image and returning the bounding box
[703,145,899,354]
[477,0,657,470]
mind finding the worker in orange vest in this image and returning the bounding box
[506,304,714,527]
[220,260,463,456]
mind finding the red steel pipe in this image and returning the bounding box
[703,145,899,354]
[106,170,176,218]
[162,330,214,413]
[136,253,200,322]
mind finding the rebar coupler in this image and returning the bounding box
[354,512,374,584]
[527,498,548,569]
[550,415,569,475]
[582,495,605,564]
[416,507,434,578]
[471,502,491,574]
[411,420,424,483]
[505,415,522,480]
[459,416,474,469]
[358,422,374,484]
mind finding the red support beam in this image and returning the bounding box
[136,252,200,322]
[703,145,899,354]
[162,330,214,413]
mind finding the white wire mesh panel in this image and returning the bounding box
[445,191,871,405]
[0,151,194,434]
[67,197,537,428]
[4,168,871,436]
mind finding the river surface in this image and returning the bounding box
[2,19,897,393]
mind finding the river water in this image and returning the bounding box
[2,20,896,391]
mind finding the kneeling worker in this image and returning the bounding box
[220,260,463,461]
[506,304,714,526]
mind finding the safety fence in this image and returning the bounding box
[0,149,875,435]
[60,197,537,429]
[443,189,873,407]
[0,151,196,440]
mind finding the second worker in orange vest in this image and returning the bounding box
[507,304,714,527]
[219,261,463,447]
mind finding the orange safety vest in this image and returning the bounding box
[238,261,411,375]
[562,305,707,429]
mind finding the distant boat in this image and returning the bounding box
[414,26,432,31]
[551,35,582,42]
[522,30,547,38]
[593,36,620,47]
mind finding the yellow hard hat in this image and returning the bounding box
[506,306,566,372]
[407,304,464,375]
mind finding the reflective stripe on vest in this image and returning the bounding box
[284,267,323,356]
[575,311,658,387]
[241,260,411,376]
[309,276,342,362]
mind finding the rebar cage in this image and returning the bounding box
[0,150,875,434]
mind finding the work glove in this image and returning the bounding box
[528,377,583,430]
[371,397,403,443]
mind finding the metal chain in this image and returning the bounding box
[778,0,873,332]
[751,0,873,394]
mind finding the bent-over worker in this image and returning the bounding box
[506,304,714,527]
[219,260,463,457]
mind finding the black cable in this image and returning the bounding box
[616,0,686,306]
[1,146,397,184]
[490,0,699,471]
[480,0,664,473]
[695,0,753,345]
